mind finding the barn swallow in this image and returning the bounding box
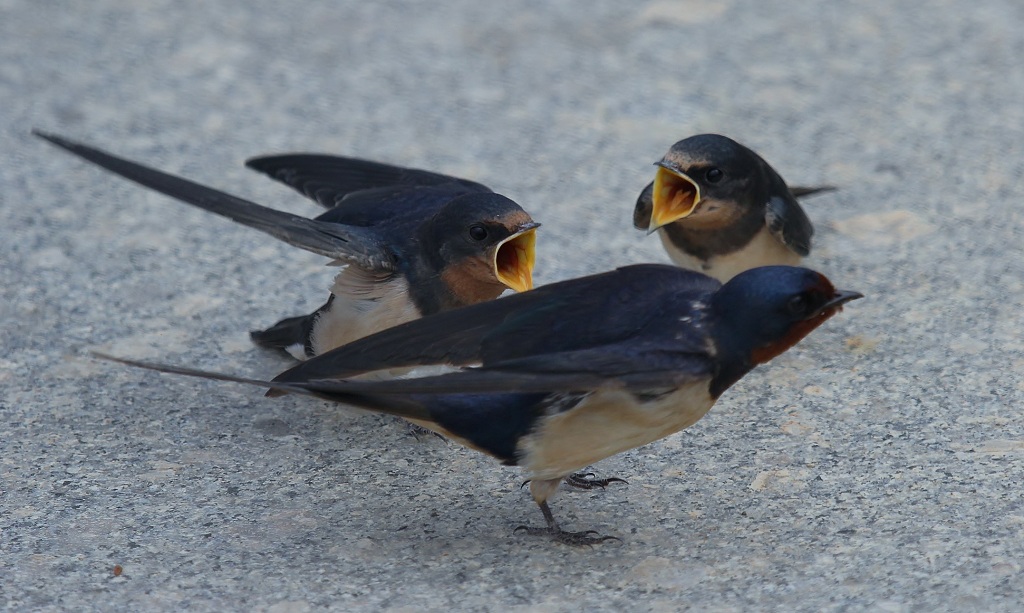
[95,264,861,545]
[33,130,539,359]
[634,134,834,282]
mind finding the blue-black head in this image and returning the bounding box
[708,266,862,395]
[648,134,777,230]
[420,192,540,296]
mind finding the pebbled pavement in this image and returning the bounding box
[2,1,1023,610]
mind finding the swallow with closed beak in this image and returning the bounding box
[96,264,861,545]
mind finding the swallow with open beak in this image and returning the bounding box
[634,134,833,282]
[34,130,539,358]
[96,264,861,545]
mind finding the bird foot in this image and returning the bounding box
[513,525,620,547]
[564,472,628,490]
[404,421,447,442]
[519,472,628,491]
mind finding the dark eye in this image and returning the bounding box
[705,167,724,183]
[469,224,488,241]
[787,294,810,316]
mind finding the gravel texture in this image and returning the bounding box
[2,0,1023,610]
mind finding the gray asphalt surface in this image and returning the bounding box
[3,1,1023,610]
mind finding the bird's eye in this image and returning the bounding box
[705,167,724,183]
[787,294,810,316]
[469,224,489,241]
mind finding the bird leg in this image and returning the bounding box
[514,501,619,546]
[513,478,619,546]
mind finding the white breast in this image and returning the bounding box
[518,382,716,481]
[660,225,800,282]
[308,266,422,357]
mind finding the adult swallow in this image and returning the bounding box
[33,130,539,359]
[634,134,834,282]
[96,264,861,545]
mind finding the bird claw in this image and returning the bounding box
[564,472,628,490]
[513,525,620,547]
[520,473,628,491]
[404,421,447,442]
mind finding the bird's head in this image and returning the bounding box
[426,193,540,304]
[708,266,861,394]
[647,133,770,231]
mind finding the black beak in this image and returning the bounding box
[820,289,864,314]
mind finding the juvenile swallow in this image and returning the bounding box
[33,130,539,359]
[634,134,834,282]
[96,264,861,545]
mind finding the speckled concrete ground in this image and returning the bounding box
[2,1,1023,610]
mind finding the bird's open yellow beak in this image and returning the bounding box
[494,223,539,292]
[650,165,701,231]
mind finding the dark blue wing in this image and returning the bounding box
[272,264,721,384]
[245,154,492,209]
[765,193,814,257]
[33,131,397,271]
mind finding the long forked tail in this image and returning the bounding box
[89,352,433,422]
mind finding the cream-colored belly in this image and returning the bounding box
[309,268,421,357]
[518,382,716,481]
[660,225,801,282]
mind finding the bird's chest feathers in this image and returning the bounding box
[661,224,800,282]
[310,267,420,355]
[439,255,506,308]
[517,382,715,480]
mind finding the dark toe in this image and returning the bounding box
[564,472,628,490]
